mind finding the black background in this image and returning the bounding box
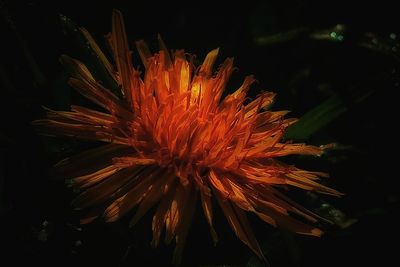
[1,0,399,266]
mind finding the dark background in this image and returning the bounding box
[1,0,399,266]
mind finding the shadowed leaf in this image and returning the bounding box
[285,95,347,141]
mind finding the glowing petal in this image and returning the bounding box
[34,10,342,264]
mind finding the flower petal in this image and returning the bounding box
[110,9,134,106]
[73,166,146,210]
[214,190,264,260]
[151,181,177,247]
[200,188,218,245]
[102,166,160,222]
[130,172,176,226]
[172,184,197,264]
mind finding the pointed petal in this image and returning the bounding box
[102,166,160,222]
[164,183,187,244]
[111,9,134,105]
[32,119,113,143]
[285,172,343,196]
[58,55,133,114]
[245,92,276,118]
[130,172,176,226]
[200,189,218,245]
[74,165,121,188]
[112,156,157,167]
[72,166,144,209]
[55,144,132,177]
[67,76,132,118]
[172,185,197,264]
[79,27,117,83]
[199,48,219,77]
[135,40,152,68]
[157,34,172,68]
[256,204,322,236]
[214,191,264,259]
[32,119,129,144]
[151,181,177,247]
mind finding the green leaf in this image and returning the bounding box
[254,27,309,46]
[285,95,347,141]
[310,24,346,42]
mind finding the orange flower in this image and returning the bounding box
[34,10,341,264]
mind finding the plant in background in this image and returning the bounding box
[34,10,341,264]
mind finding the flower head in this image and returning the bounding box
[34,10,341,263]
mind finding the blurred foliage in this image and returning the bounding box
[285,95,347,140]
